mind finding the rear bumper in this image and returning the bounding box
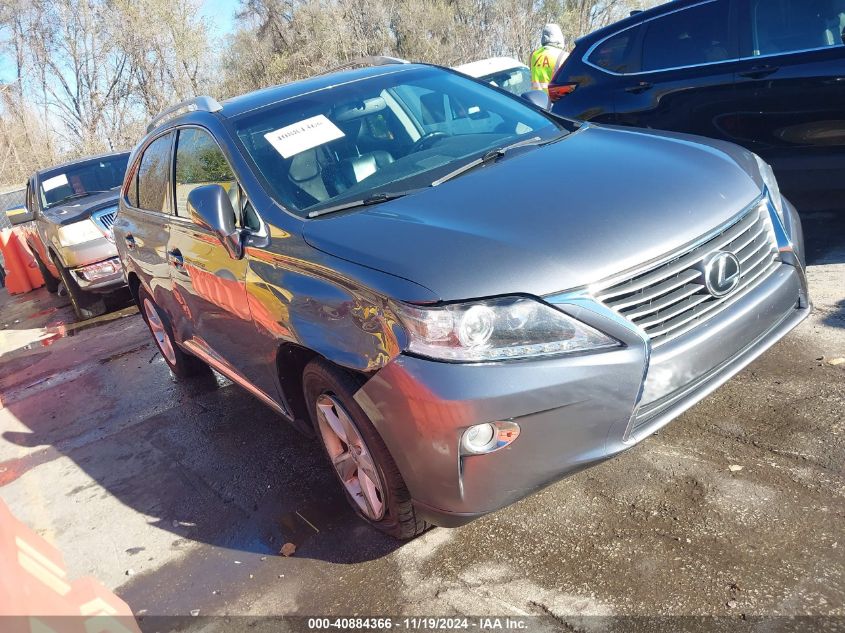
[356,261,808,528]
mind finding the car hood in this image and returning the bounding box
[302,124,764,301]
[42,191,120,226]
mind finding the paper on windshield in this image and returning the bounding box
[42,174,69,192]
[264,115,345,159]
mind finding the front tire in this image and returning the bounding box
[303,359,429,539]
[137,287,207,379]
[55,260,106,321]
[33,253,59,293]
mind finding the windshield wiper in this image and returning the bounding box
[431,136,542,187]
[307,191,409,219]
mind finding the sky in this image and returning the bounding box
[0,0,241,84]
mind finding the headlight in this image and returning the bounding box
[393,296,620,362]
[57,219,103,246]
[754,154,785,223]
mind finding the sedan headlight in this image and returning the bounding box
[393,296,620,362]
[754,154,785,223]
[57,219,103,246]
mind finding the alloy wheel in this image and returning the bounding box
[143,298,176,365]
[315,393,385,521]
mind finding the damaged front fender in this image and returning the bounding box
[245,245,434,374]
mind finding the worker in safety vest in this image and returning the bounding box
[530,23,568,93]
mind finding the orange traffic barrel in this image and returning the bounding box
[0,228,32,294]
[14,229,46,289]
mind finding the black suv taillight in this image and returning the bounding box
[548,83,577,103]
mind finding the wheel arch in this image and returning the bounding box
[275,342,373,437]
[126,271,142,307]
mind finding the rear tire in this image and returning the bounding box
[303,358,429,540]
[137,286,208,379]
[34,253,59,294]
[55,260,106,321]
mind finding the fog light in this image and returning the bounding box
[461,421,520,455]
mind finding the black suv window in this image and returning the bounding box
[743,0,845,56]
[642,0,732,71]
[137,133,173,213]
[174,128,239,223]
[588,28,641,73]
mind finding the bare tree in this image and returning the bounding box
[221,0,663,96]
[1,0,665,187]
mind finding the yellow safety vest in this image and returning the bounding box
[530,45,564,92]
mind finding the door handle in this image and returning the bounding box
[739,65,779,79]
[124,233,136,250]
[625,81,653,94]
[167,248,185,271]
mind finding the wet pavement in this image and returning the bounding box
[0,213,843,626]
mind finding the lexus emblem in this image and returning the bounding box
[703,251,741,297]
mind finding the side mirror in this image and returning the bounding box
[186,184,242,259]
[521,90,550,110]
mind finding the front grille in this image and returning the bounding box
[93,209,117,231]
[595,199,779,346]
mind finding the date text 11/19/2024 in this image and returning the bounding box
[307,617,528,629]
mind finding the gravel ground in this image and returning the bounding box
[0,213,842,630]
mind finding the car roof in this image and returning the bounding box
[220,63,432,118]
[574,0,695,47]
[453,57,527,78]
[36,151,130,178]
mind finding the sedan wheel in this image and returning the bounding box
[315,393,385,521]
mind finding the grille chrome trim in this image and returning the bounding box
[594,196,779,347]
[92,208,117,231]
[91,207,118,242]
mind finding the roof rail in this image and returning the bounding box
[146,96,223,133]
[317,56,409,76]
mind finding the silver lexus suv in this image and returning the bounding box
[115,59,809,538]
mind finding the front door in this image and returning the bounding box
[166,126,255,381]
[733,0,845,206]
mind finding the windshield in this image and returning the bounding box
[39,154,129,209]
[479,66,532,97]
[233,66,563,217]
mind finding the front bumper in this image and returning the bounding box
[55,235,118,269]
[356,259,809,529]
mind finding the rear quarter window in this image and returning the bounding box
[137,133,173,214]
[588,28,642,73]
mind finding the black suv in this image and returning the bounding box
[549,0,845,210]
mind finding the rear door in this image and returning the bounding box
[117,132,177,320]
[733,0,845,205]
[614,0,741,142]
[166,126,254,376]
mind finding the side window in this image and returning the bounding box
[589,28,642,73]
[743,0,845,57]
[137,134,173,213]
[174,128,238,225]
[641,0,732,71]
